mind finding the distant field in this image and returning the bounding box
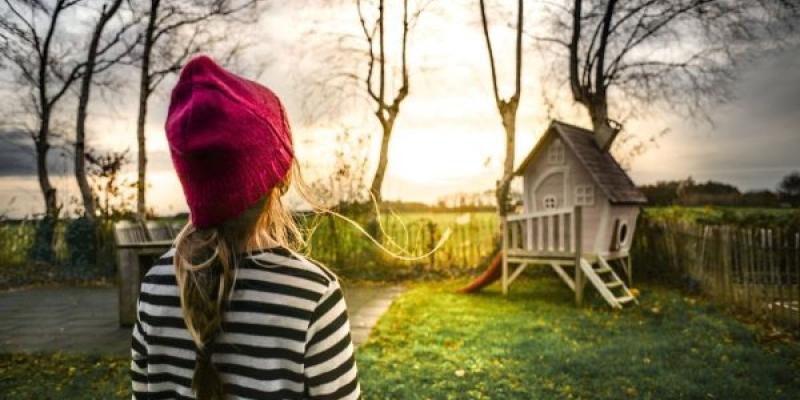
[1,206,798,285]
[306,211,498,279]
[381,211,496,225]
[643,206,799,226]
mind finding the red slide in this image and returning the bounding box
[458,251,503,293]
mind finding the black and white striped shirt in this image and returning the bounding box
[130,247,360,399]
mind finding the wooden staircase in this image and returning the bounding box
[502,206,638,309]
[578,256,638,309]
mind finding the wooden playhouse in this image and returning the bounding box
[502,120,647,308]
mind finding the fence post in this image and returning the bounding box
[776,228,785,325]
[748,228,758,315]
[795,232,799,331]
[731,228,741,305]
[427,221,437,269]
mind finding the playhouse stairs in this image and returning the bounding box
[578,256,638,309]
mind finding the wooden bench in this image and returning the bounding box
[113,221,180,326]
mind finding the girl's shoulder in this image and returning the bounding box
[142,248,178,283]
[139,247,341,297]
[244,247,340,289]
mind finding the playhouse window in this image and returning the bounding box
[548,140,564,164]
[543,195,557,209]
[618,221,629,245]
[574,185,594,206]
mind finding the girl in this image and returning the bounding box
[130,55,360,400]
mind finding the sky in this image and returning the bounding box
[0,1,799,218]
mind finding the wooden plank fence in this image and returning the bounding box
[636,219,799,333]
[306,214,498,272]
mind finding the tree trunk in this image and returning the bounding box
[37,128,58,220]
[32,116,58,263]
[136,0,159,221]
[135,79,149,220]
[589,99,620,151]
[369,117,394,203]
[76,1,123,222]
[75,109,94,221]
[30,1,68,263]
[495,105,517,218]
[589,98,608,130]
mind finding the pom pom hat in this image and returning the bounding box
[166,55,293,228]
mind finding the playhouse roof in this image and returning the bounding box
[515,120,647,205]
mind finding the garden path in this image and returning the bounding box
[0,284,404,354]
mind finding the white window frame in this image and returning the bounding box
[574,184,595,206]
[548,139,565,164]
[543,195,557,209]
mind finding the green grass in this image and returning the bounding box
[644,206,800,226]
[0,353,130,399]
[356,277,800,400]
[2,277,799,399]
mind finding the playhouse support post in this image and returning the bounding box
[625,255,633,287]
[574,206,585,306]
[502,218,509,295]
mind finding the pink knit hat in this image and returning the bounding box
[165,55,293,229]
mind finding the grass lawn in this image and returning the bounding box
[356,277,800,400]
[2,276,798,399]
[0,352,130,399]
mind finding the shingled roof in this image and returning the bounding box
[515,120,647,205]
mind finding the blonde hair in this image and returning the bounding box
[172,162,449,399]
[173,163,306,399]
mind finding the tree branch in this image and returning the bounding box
[569,0,584,103]
[479,0,501,108]
[512,0,523,102]
[595,0,617,98]
[356,0,380,104]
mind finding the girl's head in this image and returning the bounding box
[166,54,295,230]
[165,55,301,399]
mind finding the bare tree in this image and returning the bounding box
[75,0,138,222]
[299,0,430,205]
[0,0,91,260]
[478,0,523,217]
[540,0,800,151]
[134,0,263,219]
[86,147,137,219]
[357,0,412,203]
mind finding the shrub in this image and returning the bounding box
[65,217,96,269]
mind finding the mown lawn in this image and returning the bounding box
[2,277,799,399]
[0,352,130,399]
[356,277,800,400]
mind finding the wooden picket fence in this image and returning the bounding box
[635,219,800,332]
[306,213,498,273]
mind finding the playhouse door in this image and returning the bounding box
[533,170,566,211]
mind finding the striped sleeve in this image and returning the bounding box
[130,297,149,400]
[304,279,360,400]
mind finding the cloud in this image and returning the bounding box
[0,129,77,177]
[0,129,35,176]
[631,45,800,190]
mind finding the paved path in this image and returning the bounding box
[0,284,404,354]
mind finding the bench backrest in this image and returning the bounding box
[145,221,173,241]
[113,221,150,245]
[113,220,180,245]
